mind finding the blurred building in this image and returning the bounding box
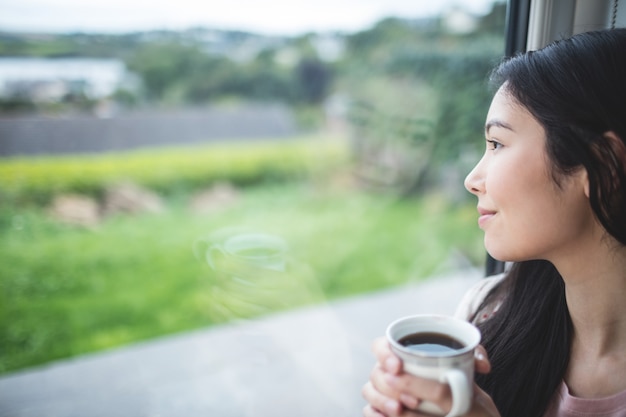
[0,57,135,103]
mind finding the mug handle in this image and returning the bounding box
[443,368,471,417]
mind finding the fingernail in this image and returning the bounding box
[475,351,485,361]
[400,393,419,409]
[385,356,400,372]
[384,373,399,387]
[385,400,400,415]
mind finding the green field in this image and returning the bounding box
[0,140,484,374]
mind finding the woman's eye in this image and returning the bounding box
[486,139,502,151]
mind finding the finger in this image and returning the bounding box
[362,387,427,417]
[474,345,492,374]
[399,393,420,410]
[362,404,387,417]
[362,381,402,416]
[363,404,430,417]
[369,365,422,412]
[372,337,402,374]
[384,372,453,413]
[370,364,405,400]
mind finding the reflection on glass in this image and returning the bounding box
[194,228,322,321]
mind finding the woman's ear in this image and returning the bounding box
[586,131,626,198]
[581,168,590,198]
[604,131,626,153]
[603,130,626,187]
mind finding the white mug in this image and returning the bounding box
[386,314,481,417]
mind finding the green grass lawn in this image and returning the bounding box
[0,182,484,374]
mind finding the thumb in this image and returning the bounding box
[474,344,491,374]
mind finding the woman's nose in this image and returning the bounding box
[464,157,485,195]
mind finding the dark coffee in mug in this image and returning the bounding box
[398,332,465,353]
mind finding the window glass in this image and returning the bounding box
[0,1,506,375]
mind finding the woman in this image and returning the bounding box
[362,28,626,417]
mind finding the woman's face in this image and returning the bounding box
[464,86,593,263]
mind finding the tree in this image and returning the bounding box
[294,58,332,105]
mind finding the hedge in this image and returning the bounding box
[0,135,349,205]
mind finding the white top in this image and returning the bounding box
[454,273,505,322]
[454,274,626,416]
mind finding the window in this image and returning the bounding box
[0,0,506,379]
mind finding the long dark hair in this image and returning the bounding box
[473,28,626,416]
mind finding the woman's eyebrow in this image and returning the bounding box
[485,119,515,134]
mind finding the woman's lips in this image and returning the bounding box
[477,207,496,228]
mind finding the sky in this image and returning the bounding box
[0,0,499,36]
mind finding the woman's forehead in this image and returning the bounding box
[486,88,529,124]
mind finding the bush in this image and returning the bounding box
[0,135,348,206]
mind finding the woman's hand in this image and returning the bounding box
[361,337,500,417]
